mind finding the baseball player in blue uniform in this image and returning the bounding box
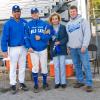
[25,8,52,93]
[1,5,28,94]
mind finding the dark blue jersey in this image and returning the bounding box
[25,19,52,51]
[1,17,27,52]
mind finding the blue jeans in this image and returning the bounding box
[53,55,66,84]
[70,48,93,86]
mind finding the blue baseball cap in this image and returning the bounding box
[31,8,39,14]
[12,5,21,12]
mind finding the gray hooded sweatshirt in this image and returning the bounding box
[66,15,91,49]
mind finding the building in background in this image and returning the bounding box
[0,0,88,20]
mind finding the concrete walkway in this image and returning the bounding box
[0,76,100,100]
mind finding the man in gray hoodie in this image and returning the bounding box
[66,5,93,92]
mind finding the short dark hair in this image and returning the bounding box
[69,5,77,11]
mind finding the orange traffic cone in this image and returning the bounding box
[49,61,55,77]
[3,58,10,71]
[27,53,33,71]
[5,60,10,71]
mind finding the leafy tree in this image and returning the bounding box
[91,0,100,18]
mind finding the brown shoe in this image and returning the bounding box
[84,86,93,92]
[73,83,85,88]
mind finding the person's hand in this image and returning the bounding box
[43,29,50,34]
[55,41,60,45]
[28,48,34,53]
[67,48,70,54]
[35,35,41,40]
[81,47,86,53]
[3,52,8,58]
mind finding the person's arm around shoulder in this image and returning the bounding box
[39,22,53,42]
[24,23,34,53]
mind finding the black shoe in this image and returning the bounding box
[43,83,50,90]
[84,86,93,92]
[55,84,60,89]
[34,85,39,93]
[10,85,17,94]
[20,83,28,91]
[73,82,85,88]
[61,84,67,88]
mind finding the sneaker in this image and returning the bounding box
[43,83,50,90]
[10,85,17,94]
[34,85,39,93]
[61,84,67,89]
[20,83,28,91]
[55,84,60,89]
[84,86,93,92]
[73,82,85,88]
